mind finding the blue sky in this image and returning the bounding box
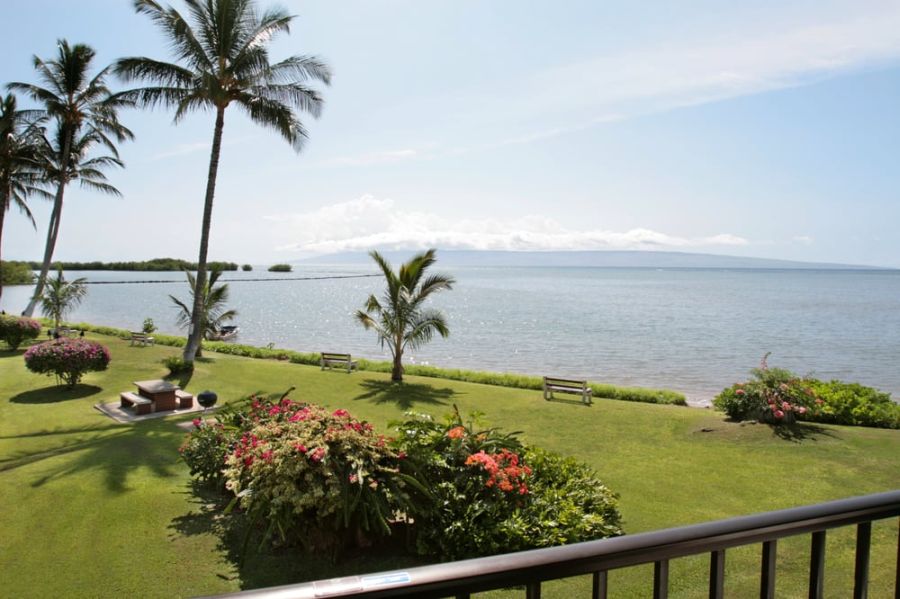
[3,0,900,267]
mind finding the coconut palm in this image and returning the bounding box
[115,0,331,363]
[169,268,237,357]
[356,249,455,383]
[9,40,133,316]
[0,93,51,300]
[40,268,88,330]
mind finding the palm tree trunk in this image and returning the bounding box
[183,106,225,362]
[392,332,404,382]
[23,129,72,317]
[22,182,65,316]
[0,184,7,302]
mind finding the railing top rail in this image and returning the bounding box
[207,489,900,599]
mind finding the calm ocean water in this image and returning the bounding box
[3,266,899,404]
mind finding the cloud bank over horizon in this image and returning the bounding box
[270,195,750,254]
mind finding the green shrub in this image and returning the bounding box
[142,318,157,334]
[393,409,623,560]
[24,338,110,387]
[0,314,41,350]
[267,263,292,272]
[162,355,193,375]
[0,261,34,285]
[805,380,899,429]
[241,264,252,271]
[179,418,236,487]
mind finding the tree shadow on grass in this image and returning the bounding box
[769,422,839,443]
[352,379,455,409]
[168,481,427,590]
[164,369,194,389]
[9,384,102,404]
[1,420,182,493]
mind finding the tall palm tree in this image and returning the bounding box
[115,0,331,362]
[9,40,133,316]
[40,268,88,330]
[356,249,455,383]
[0,93,51,301]
[169,267,237,357]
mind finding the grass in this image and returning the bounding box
[1,331,898,598]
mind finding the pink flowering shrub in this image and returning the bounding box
[0,314,41,350]
[24,338,110,387]
[213,395,418,554]
[714,353,819,424]
[179,419,236,486]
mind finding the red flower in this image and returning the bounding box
[447,426,466,439]
[332,409,350,418]
[192,418,202,428]
[773,410,785,419]
[735,389,745,396]
[294,443,307,453]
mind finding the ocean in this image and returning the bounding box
[3,265,899,405]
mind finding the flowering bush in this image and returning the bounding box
[23,338,110,387]
[0,314,41,350]
[714,354,819,424]
[218,395,419,554]
[393,408,622,560]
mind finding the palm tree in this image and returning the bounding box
[0,93,50,301]
[40,268,88,330]
[9,40,133,316]
[356,249,455,383]
[114,0,331,363]
[169,267,237,357]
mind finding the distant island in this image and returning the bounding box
[300,249,892,270]
[18,258,239,271]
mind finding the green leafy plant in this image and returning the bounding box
[0,261,36,286]
[142,317,157,334]
[179,418,236,487]
[241,264,252,272]
[169,268,237,355]
[392,408,623,560]
[0,314,41,349]
[267,264,292,272]
[805,380,899,429]
[162,355,193,375]
[40,269,87,330]
[24,337,110,387]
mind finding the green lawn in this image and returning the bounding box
[1,333,898,598]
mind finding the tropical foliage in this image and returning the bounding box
[25,258,238,271]
[0,314,41,350]
[356,249,455,382]
[40,269,88,330]
[9,39,132,317]
[0,93,49,300]
[169,268,236,351]
[267,264,292,272]
[392,410,623,560]
[24,337,110,387]
[115,0,330,362]
[0,261,35,286]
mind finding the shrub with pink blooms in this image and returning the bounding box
[214,395,420,556]
[0,314,41,350]
[714,353,818,424]
[23,338,110,387]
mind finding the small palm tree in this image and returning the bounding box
[41,269,88,330]
[356,249,455,383]
[115,0,331,363]
[9,40,132,316]
[0,93,50,301]
[169,268,237,357]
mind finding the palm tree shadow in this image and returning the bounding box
[353,379,455,409]
[10,384,102,404]
[164,370,194,389]
[770,423,839,443]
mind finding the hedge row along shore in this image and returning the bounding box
[62,320,688,405]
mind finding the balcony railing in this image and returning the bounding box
[213,489,900,599]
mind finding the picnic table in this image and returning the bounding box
[134,379,179,411]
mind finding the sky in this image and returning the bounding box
[2,0,900,267]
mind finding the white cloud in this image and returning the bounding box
[793,235,815,245]
[272,195,749,254]
[312,148,422,168]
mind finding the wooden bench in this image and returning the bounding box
[175,390,194,409]
[543,376,593,405]
[130,332,154,346]
[120,391,153,415]
[320,352,357,373]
